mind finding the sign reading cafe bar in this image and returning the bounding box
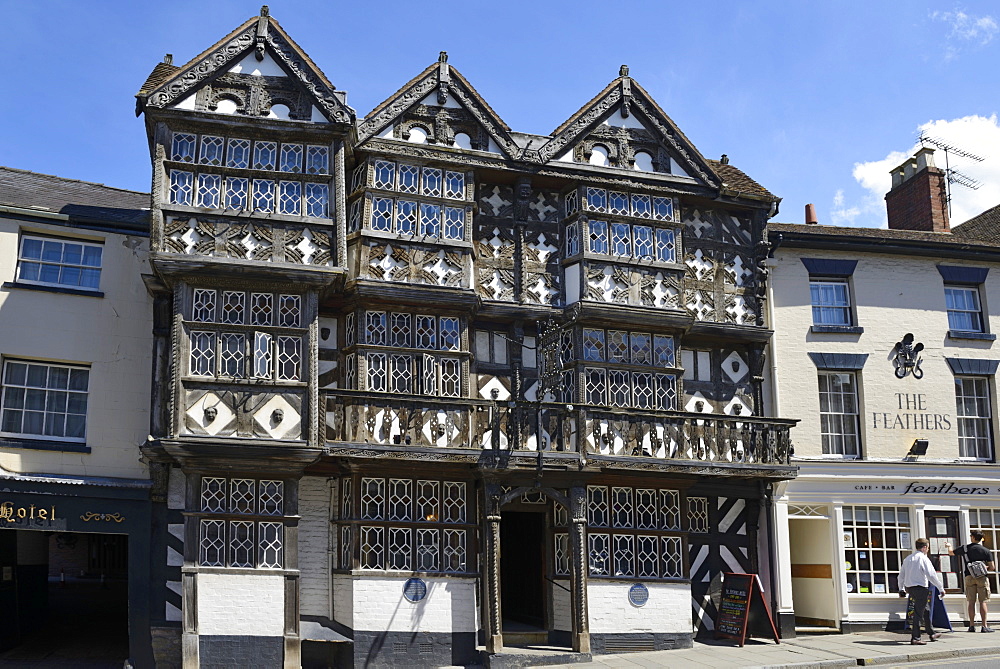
[850,482,999,496]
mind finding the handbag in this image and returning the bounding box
[968,560,989,578]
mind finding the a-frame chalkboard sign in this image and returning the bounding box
[714,572,780,647]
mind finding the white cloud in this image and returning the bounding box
[932,10,999,45]
[832,114,1000,228]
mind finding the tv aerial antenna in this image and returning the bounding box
[918,133,984,215]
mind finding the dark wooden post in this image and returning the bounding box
[568,485,591,653]
[482,483,504,653]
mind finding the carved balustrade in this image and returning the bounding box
[324,390,794,466]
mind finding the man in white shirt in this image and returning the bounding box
[899,538,944,645]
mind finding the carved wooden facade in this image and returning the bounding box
[137,8,795,668]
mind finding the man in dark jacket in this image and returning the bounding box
[947,531,997,632]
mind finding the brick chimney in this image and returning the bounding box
[885,147,950,232]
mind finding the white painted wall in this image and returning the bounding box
[0,218,152,479]
[334,574,478,632]
[587,581,688,634]
[299,476,331,617]
[197,573,285,635]
[550,578,572,631]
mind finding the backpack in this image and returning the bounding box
[968,560,989,578]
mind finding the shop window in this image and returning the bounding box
[15,234,103,291]
[1,359,89,441]
[818,371,861,457]
[970,509,1000,594]
[842,505,911,595]
[945,286,985,333]
[341,477,471,573]
[955,376,994,460]
[198,477,286,569]
[579,485,685,580]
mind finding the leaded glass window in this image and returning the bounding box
[197,477,287,569]
[252,179,275,212]
[305,145,329,175]
[253,141,277,171]
[277,181,302,215]
[171,133,196,162]
[280,144,303,173]
[227,138,251,169]
[304,183,329,218]
[225,177,248,210]
[199,135,225,166]
[445,171,465,199]
[170,170,193,205]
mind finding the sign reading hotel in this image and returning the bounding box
[871,394,951,430]
[1,501,58,523]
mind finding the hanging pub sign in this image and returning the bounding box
[714,573,780,647]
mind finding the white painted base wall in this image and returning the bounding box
[299,477,332,617]
[197,573,285,635]
[550,579,572,631]
[333,574,478,632]
[588,581,688,634]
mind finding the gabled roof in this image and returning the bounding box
[952,203,1000,244]
[708,160,776,201]
[0,166,149,229]
[357,53,520,159]
[534,68,721,187]
[137,7,353,124]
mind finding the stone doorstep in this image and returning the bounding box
[747,643,1000,668]
[484,648,593,668]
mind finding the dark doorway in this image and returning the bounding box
[500,511,546,629]
[0,530,129,667]
[924,510,961,592]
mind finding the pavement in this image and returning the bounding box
[543,627,1000,668]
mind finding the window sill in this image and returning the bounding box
[811,325,863,335]
[2,281,104,298]
[947,330,996,341]
[0,436,91,453]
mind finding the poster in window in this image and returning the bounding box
[936,518,948,534]
[874,584,886,593]
[843,532,854,548]
[900,532,911,549]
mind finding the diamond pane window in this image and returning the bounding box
[588,533,610,575]
[636,489,657,529]
[390,313,412,347]
[16,236,103,290]
[305,145,329,175]
[190,332,216,376]
[371,197,393,231]
[586,187,607,212]
[345,352,357,389]
[349,201,361,232]
[608,370,630,407]
[608,191,629,216]
[398,164,419,194]
[652,197,674,221]
[367,353,387,392]
[373,160,396,190]
[279,295,301,327]
[444,207,464,240]
[612,487,633,528]
[633,372,653,409]
[416,529,439,571]
[229,521,255,568]
[231,479,256,513]
[443,482,466,523]
[654,336,675,368]
[655,228,676,263]
[611,222,630,256]
[171,133,196,162]
[631,333,652,365]
[420,203,440,237]
[193,289,216,322]
[277,181,302,215]
[589,220,609,254]
[566,221,580,257]
[276,336,301,381]
[220,333,246,378]
[662,536,684,577]
[366,311,387,345]
[352,164,366,191]
[416,316,437,349]
[637,535,658,578]
[554,533,569,576]
[221,291,246,325]
[252,179,275,212]
[342,477,353,519]
[260,480,283,515]
[416,480,440,521]
[396,200,417,234]
[258,522,284,568]
[445,171,465,199]
[607,331,628,363]
[388,479,413,521]
[631,194,652,218]
[360,526,385,570]
[440,318,461,351]
[440,358,461,397]
[588,486,609,527]
[199,135,225,166]
[199,520,226,566]
[197,174,222,208]
[634,226,654,260]
[170,170,194,205]
[201,477,227,512]
[341,525,353,569]
[583,329,606,361]
[656,374,678,411]
[253,332,273,379]
[443,529,466,572]
[422,168,442,197]
[391,354,413,393]
[279,144,303,173]
[250,293,273,326]
[660,490,681,530]
[422,354,437,396]
[361,478,386,519]
[565,189,579,215]
[304,183,329,217]
[227,138,251,169]
[613,534,634,576]
[225,177,249,210]
[253,141,277,171]
[688,496,709,533]
[584,368,606,404]
[387,527,412,570]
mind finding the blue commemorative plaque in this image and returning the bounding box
[403,577,428,602]
[628,583,649,607]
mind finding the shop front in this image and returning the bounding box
[777,461,1000,631]
[0,473,153,667]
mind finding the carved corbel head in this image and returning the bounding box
[272,408,284,425]
[204,406,218,424]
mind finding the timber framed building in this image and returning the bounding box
[136,8,797,667]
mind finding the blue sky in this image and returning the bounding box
[2,1,998,227]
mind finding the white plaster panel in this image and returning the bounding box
[340,575,478,632]
[196,573,285,635]
[551,579,572,631]
[332,573,354,629]
[419,92,462,109]
[229,51,287,77]
[167,467,186,510]
[299,476,331,618]
[602,108,646,129]
[565,263,580,304]
[587,581,688,634]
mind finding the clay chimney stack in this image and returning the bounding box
[805,203,818,225]
[885,147,950,232]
